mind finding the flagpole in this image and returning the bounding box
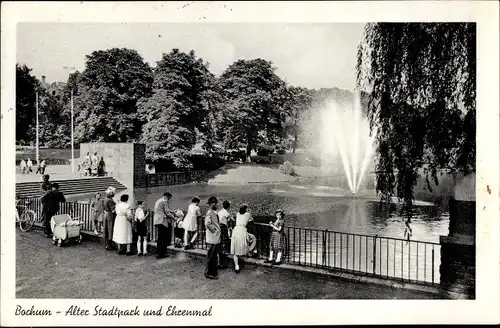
[71,89,75,173]
[36,91,39,165]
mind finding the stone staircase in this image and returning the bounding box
[16,177,127,198]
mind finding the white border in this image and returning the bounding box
[1,1,499,326]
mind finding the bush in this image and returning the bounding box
[153,155,226,172]
[279,161,295,176]
[256,145,274,156]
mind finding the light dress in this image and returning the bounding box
[182,203,201,232]
[112,201,133,244]
[230,212,256,256]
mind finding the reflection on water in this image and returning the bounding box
[132,183,449,243]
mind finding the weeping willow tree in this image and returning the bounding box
[356,23,476,214]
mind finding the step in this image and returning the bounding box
[16,177,127,197]
[17,184,126,192]
[17,183,126,190]
[16,182,126,190]
[16,183,126,191]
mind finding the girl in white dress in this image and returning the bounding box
[113,194,134,255]
[230,204,257,273]
[183,197,201,250]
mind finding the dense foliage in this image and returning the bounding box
[216,59,288,159]
[356,23,476,210]
[73,48,154,143]
[15,64,38,144]
[138,49,213,168]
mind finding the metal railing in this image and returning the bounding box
[19,197,440,285]
[145,170,207,188]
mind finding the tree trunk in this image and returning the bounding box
[293,132,298,153]
[246,141,252,163]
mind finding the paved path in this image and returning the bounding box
[16,165,82,183]
[16,230,442,299]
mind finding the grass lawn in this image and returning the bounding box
[16,148,80,162]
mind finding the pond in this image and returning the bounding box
[133,183,449,244]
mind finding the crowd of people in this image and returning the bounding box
[19,158,47,174]
[90,187,287,280]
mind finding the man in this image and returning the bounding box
[40,183,66,238]
[20,159,27,174]
[35,159,43,174]
[40,159,47,174]
[40,174,51,193]
[26,158,33,173]
[103,187,117,250]
[39,174,53,237]
[204,196,221,280]
[153,192,175,259]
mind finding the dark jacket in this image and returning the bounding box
[41,190,66,214]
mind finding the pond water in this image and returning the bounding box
[133,183,449,243]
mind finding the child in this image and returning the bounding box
[135,201,150,256]
[217,200,233,268]
[91,192,105,235]
[265,209,286,265]
[183,197,201,250]
[174,210,185,248]
[404,219,412,244]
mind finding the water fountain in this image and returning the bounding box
[316,90,377,195]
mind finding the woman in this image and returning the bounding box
[230,203,257,273]
[113,194,134,255]
[91,192,105,235]
[183,197,201,250]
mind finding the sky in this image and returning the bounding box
[17,23,365,90]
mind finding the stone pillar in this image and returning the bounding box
[439,173,475,299]
[133,143,147,189]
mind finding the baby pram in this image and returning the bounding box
[51,214,83,247]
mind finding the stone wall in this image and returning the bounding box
[439,173,476,299]
[80,143,146,189]
[439,236,475,298]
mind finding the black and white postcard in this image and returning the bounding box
[1,1,499,326]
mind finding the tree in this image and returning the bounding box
[218,59,287,159]
[73,48,153,143]
[282,86,314,152]
[139,49,213,168]
[16,64,39,144]
[356,23,476,211]
[37,89,71,148]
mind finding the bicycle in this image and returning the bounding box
[16,198,37,232]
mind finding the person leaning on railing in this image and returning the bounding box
[103,187,117,251]
[153,192,176,259]
[265,209,286,265]
[230,204,258,274]
[217,200,233,268]
[204,196,221,280]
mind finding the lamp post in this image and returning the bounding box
[35,91,39,165]
[71,88,75,173]
[63,66,76,173]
